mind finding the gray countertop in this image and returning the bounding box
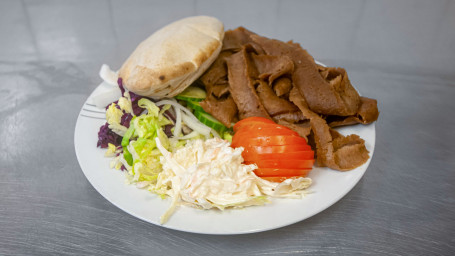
[1,0,454,255]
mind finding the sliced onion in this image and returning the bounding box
[177,131,200,140]
[173,108,182,137]
[181,113,211,137]
[156,99,198,122]
[156,99,211,137]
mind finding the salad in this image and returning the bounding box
[96,66,313,223]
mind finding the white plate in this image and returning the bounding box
[74,83,375,235]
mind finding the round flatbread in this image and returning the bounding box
[119,16,224,98]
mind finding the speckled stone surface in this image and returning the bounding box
[1,1,454,255]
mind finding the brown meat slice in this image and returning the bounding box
[277,119,311,139]
[222,27,265,54]
[289,86,369,171]
[222,27,255,51]
[251,34,361,116]
[330,129,370,170]
[251,54,294,85]
[199,51,238,127]
[317,66,362,114]
[200,51,232,93]
[273,77,292,97]
[209,83,230,98]
[200,94,238,128]
[227,47,270,119]
[273,112,307,124]
[327,97,379,127]
[256,80,299,116]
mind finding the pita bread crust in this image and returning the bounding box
[119,16,224,98]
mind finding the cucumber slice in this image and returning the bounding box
[186,100,205,113]
[175,86,206,102]
[194,110,227,133]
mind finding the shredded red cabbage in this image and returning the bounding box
[164,124,173,137]
[97,123,122,148]
[97,77,144,148]
[117,78,126,95]
[120,113,133,128]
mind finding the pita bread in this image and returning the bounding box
[119,16,224,98]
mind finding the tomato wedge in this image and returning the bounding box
[245,159,315,169]
[243,144,312,154]
[260,176,307,183]
[254,168,312,177]
[243,151,314,162]
[233,117,275,132]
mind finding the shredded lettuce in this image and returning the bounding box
[138,98,160,117]
[222,132,233,143]
[104,143,118,157]
[106,103,123,126]
[117,95,132,114]
[116,99,170,182]
[117,98,200,183]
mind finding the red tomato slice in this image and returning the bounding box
[243,135,308,146]
[233,117,275,132]
[242,144,312,154]
[236,123,298,134]
[243,151,314,162]
[245,159,315,169]
[260,176,307,183]
[254,168,312,177]
[233,126,299,144]
[232,132,299,148]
